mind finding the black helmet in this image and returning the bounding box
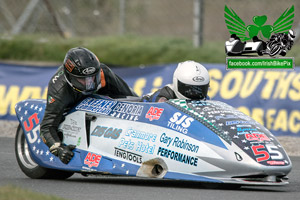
[63,47,101,94]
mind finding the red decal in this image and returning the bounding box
[245,133,270,142]
[145,106,164,121]
[251,145,270,162]
[65,59,75,72]
[23,113,39,132]
[84,152,102,168]
[48,96,55,104]
[267,160,285,165]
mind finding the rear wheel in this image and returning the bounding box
[15,125,74,179]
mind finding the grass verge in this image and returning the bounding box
[0,185,66,200]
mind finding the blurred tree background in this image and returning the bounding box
[0,0,299,66]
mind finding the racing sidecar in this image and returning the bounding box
[225,35,266,56]
[15,95,292,188]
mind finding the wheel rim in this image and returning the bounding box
[17,128,38,169]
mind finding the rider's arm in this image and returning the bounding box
[157,97,168,102]
[142,86,176,102]
[40,88,67,149]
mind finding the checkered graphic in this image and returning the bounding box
[167,99,231,144]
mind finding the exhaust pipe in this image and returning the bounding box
[137,158,168,178]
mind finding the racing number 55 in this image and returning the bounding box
[251,144,284,162]
[251,145,270,162]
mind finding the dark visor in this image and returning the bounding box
[177,80,208,100]
[69,73,100,92]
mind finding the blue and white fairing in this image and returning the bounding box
[15,96,292,185]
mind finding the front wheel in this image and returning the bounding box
[15,125,74,179]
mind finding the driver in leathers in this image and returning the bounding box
[40,47,137,164]
[141,61,210,102]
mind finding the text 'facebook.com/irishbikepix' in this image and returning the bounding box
[224,5,295,70]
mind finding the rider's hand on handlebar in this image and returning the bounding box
[50,143,76,164]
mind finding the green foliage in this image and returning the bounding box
[0,185,66,200]
[0,34,299,66]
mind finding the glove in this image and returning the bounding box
[50,143,76,164]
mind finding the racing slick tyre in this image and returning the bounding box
[15,125,74,179]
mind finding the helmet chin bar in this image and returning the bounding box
[174,89,188,100]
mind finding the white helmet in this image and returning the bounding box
[173,61,210,100]
[288,29,295,40]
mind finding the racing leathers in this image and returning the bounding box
[142,85,177,102]
[141,85,176,102]
[40,63,136,155]
[141,84,210,102]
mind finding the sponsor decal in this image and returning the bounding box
[168,112,194,134]
[267,160,285,165]
[118,138,155,154]
[135,141,155,154]
[192,76,204,82]
[47,96,55,104]
[82,67,96,75]
[52,71,64,84]
[84,152,102,168]
[245,133,270,142]
[157,147,198,166]
[225,120,256,126]
[236,124,258,135]
[207,110,238,115]
[65,59,75,72]
[160,133,199,153]
[60,118,81,138]
[110,102,144,121]
[76,97,117,115]
[215,114,251,121]
[215,114,236,120]
[61,124,81,132]
[114,147,142,164]
[91,125,122,139]
[145,106,164,121]
[118,128,157,155]
[125,128,157,142]
[118,138,134,150]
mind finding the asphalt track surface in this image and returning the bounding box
[1,137,299,200]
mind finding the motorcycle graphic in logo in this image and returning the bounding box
[224,5,295,57]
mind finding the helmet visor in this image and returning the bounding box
[177,80,208,100]
[69,73,100,93]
